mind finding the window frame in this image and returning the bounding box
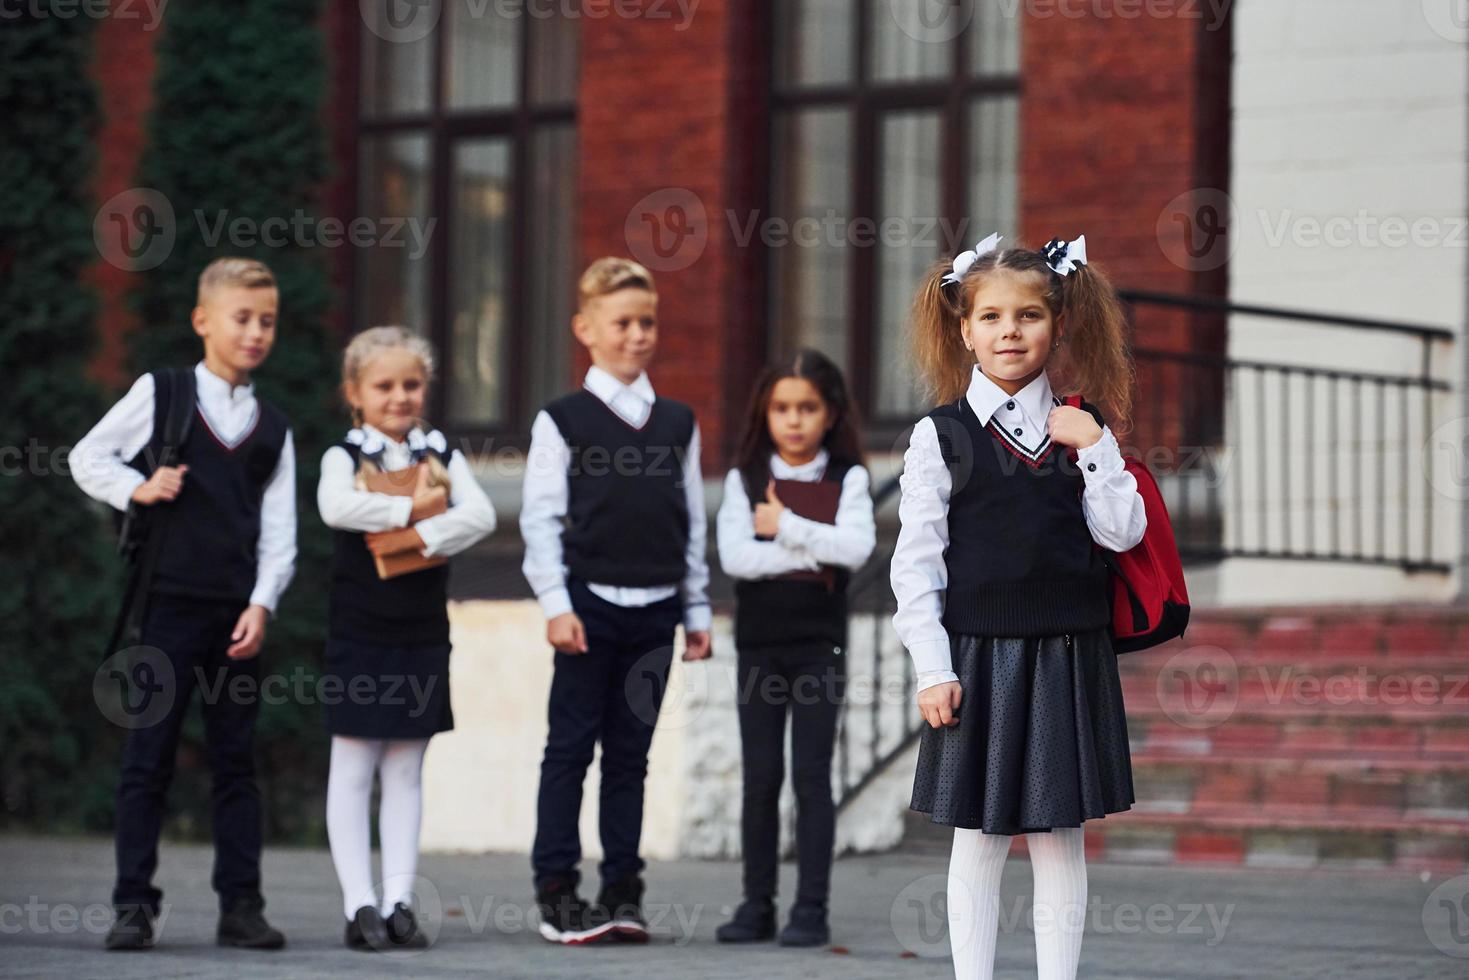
[352,8,577,447]
[766,2,1022,443]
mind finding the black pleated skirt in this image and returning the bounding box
[322,635,454,739]
[910,625,1134,835]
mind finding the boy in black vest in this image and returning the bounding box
[521,257,713,944]
[72,257,296,951]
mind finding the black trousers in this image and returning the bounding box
[736,639,846,908]
[111,594,264,912]
[531,579,682,891]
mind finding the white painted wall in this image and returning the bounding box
[1221,0,1469,603]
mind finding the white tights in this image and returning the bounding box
[325,736,430,920]
[947,827,1088,980]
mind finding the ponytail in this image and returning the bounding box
[909,259,973,406]
[1058,263,1134,434]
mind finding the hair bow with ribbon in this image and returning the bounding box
[940,232,1004,287]
[1042,235,1088,277]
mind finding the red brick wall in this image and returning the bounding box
[574,0,768,465]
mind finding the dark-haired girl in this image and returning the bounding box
[713,349,876,948]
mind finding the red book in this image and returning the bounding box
[768,478,842,592]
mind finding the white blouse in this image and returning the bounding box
[317,424,497,559]
[716,449,877,579]
[890,368,1147,693]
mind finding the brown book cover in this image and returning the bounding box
[361,465,448,580]
[769,477,841,591]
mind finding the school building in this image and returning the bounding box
[89,2,1469,871]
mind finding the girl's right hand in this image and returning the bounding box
[918,681,963,729]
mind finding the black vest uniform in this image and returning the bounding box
[733,460,854,650]
[327,441,455,646]
[125,376,289,605]
[928,395,1111,637]
[543,390,696,588]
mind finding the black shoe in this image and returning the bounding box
[535,879,615,945]
[596,874,649,942]
[715,898,776,943]
[217,895,286,950]
[778,903,830,948]
[344,905,390,952]
[385,901,429,949]
[104,905,155,951]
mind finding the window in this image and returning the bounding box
[769,0,1020,427]
[356,2,578,436]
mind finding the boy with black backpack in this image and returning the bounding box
[72,257,296,952]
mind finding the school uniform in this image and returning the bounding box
[716,449,876,911]
[520,365,711,893]
[891,365,1146,836]
[71,361,297,915]
[316,424,498,739]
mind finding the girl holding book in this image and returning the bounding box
[713,349,876,948]
[316,326,497,951]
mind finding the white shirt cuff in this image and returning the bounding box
[683,602,711,633]
[247,586,278,618]
[916,670,959,693]
[1075,425,1125,478]
[537,586,574,621]
[109,471,148,513]
[906,636,953,676]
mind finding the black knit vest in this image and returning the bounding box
[733,459,855,650]
[126,374,289,605]
[327,442,453,645]
[543,390,695,587]
[929,396,1111,637]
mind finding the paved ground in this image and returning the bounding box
[0,834,1464,978]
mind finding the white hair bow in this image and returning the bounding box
[1043,235,1088,276]
[941,232,1003,287]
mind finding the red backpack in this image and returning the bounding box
[1064,395,1190,653]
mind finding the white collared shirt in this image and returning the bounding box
[890,367,1147,692]
[71,361,297,614]
[316,424,497,558]
[520,365,712,632]
[717,449,877,580]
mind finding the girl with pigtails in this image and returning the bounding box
[890,234,1146,980]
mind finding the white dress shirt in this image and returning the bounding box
[520,365,712,632]
[71,361,298,614]
[316,424,497,557]
[890,367,1147,693]
[717,449,877,579]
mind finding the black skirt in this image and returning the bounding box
[322,635,454,739]
[910,625,1134,835]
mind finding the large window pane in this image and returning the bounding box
[357,135,433,333]
[448,141,512,426]
[968,95,1019,235]
[770,109,853,371]
[446,3,520,110]
[869,0,954,82]
[359,2,434,117]
[528,9,579,104]
[525,124,578,415]
[971,1,1021,75]
[774,0,854,88]
[874,112,942,418]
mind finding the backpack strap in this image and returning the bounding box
[158,367,196,467]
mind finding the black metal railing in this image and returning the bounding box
[832,291,1457,811]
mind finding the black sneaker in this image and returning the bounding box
[385,901,429,949]
[535,879,615,945]
[715,898,776,943]
[217,895,286,950]
[104,904,154,951]
[778,903,829,948]
[596,874,649,942]
[344,905,390,952]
